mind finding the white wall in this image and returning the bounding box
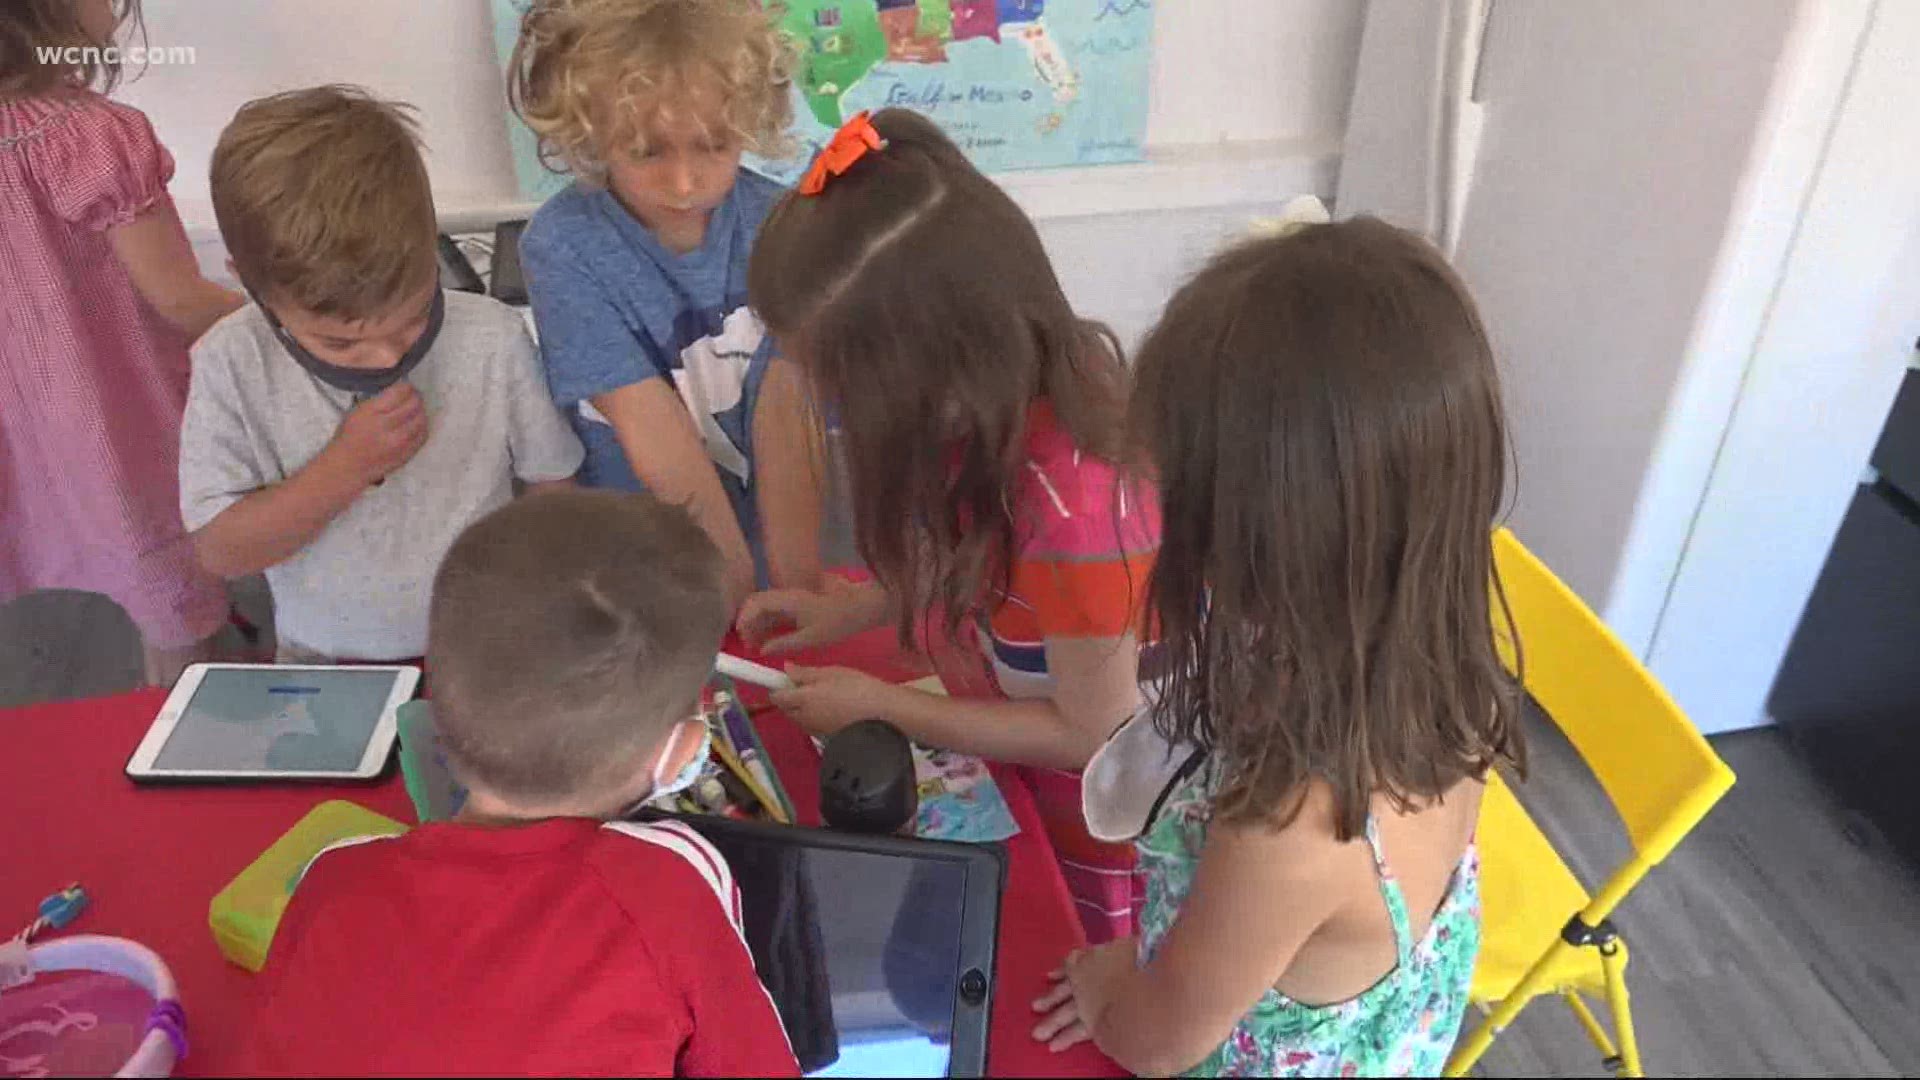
[1608,0,1875,659]
[1040,201,1296,348]
[1147,0,1362,150]
[119,0,1363,227]
[1334,0,1466,243]
[119,0,519,226]
[1443,0,1800,607]
[1646,0,1920,733]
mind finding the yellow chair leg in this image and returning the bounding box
[1601,942,1642,1078]
[1445,939,1579,1077]
[1562,990,1620,1062]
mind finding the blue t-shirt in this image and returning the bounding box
[519,170,786,573]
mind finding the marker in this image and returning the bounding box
[712,738,789,825]
[715,652,794,691]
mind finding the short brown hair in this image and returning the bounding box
[0,0,141,98]
[209,85,435,319]
[427,490,730,804]
[749,108,1133,648]
[508,0,796,184]
[1133,218,1526,840]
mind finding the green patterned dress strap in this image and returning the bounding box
[1361,814,1418,968]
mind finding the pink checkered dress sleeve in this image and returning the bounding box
[31,97,175,230]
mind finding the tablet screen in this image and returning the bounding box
[690,827,980,1077]
[152,668,403,773]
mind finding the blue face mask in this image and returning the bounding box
[650,722,713,800]
[257,287,446,398]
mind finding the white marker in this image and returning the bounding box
[715,652,794,691]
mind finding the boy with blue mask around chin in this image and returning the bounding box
[240,489,799,1077]
[179,85,584,664]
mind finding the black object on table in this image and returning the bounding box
[820,719,919,835]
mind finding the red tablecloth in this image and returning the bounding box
[0,629,1119,1078]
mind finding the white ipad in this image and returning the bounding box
[125,663,420,783]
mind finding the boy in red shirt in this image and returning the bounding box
[240,490,799,1076]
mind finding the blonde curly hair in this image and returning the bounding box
[508,0,796,184]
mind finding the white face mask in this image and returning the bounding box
[649,722,713,801]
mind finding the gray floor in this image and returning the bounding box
[1475,717,1920,1077]
[5,585,1918,1077]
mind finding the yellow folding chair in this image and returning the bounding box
[1445,529,1736,1077]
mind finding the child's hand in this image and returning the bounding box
[1032,938,1136,1053]
[770,665,902,737]
[736,576,886,654]
[323,382,428,486]
[1031,972,1090,1052]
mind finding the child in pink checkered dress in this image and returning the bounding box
[1,0,243,683]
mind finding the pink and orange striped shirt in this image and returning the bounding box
[978,400,1161,943]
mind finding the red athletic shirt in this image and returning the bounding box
[238,816,799,1077]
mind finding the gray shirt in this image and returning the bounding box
[181,292,584,659]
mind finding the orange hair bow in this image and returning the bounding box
[799,111,888,196]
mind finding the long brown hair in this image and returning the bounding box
[1133,217,1525,840]
[0,0,143,99]
[749,108,1127,644]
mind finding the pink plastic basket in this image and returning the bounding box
[0,936,183,1078]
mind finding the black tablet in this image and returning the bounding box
[635,811,1005,1078]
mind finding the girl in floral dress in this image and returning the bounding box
[1035,217,1528,1076]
